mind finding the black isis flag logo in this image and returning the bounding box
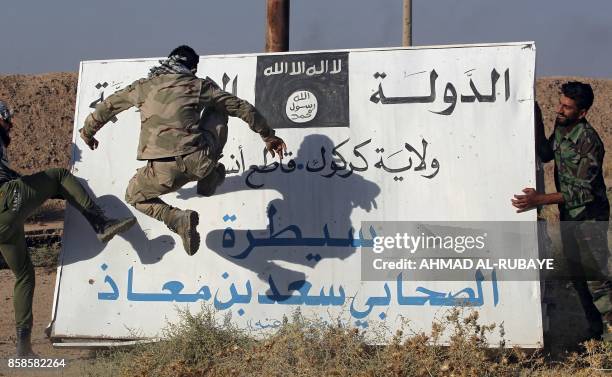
[255,52,349,129]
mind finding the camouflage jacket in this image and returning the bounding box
[537,119,609,221]
[82,74,274,160]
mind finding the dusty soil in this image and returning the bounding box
[0,73,76,175]
[0,73,610,364]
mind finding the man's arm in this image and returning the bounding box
[199,79,286,157]
[512,130,604,213]
[79,80,142,150]
[511,188,563,213]
[534,102,554,162]
[511,104,559,212]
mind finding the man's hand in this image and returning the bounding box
[512,188,564,213]
[511,188,541,213]
[79,128,99,150]
[264,135,287,159]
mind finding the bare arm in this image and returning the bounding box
[511,188,563,213]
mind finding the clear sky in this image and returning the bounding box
[2,0,610,77]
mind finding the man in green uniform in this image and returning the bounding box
[0,100,136,357]
[512,82,610,340]
[80,45,286,256]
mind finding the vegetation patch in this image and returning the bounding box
[81,306,611,377]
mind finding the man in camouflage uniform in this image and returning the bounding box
[80,45,286,256]
[512,82,610,341]
[0,100,136,357]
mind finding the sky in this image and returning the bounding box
[1,0,611,77]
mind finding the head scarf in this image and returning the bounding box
[148,55,194,78]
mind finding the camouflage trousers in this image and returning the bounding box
[560,220,611,337]
[0,168,95,329]
[125,148,216,225]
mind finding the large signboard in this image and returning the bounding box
[51,42,541,346]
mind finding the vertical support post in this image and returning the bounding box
[402,0,413,47]
[266,0,290,52]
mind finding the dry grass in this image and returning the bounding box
[79,306,611,377]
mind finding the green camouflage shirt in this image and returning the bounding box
[538,120,609,220]
[82,74,274,160]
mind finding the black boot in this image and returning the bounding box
[82,205,137,243]
[16,327,37,358]
[197,163,226,197]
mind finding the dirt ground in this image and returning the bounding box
[0,73,611,372]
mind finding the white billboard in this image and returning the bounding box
[51,42,541,347]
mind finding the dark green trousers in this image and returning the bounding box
[560,220,611,337]
[0,168,95,329]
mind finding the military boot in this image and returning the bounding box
[16,327,38,358]
[166,209,200,256]
[197,163,226,197]
[82,206,137,243]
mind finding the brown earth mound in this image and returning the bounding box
[0,73,77,175]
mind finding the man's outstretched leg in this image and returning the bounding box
[0,168,136,357]
[19,168,136,242]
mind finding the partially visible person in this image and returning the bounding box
[0,100,136,357]
[512,82,610,341]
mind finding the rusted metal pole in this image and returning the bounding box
[402,0,412,46]
[266,0,290,52]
